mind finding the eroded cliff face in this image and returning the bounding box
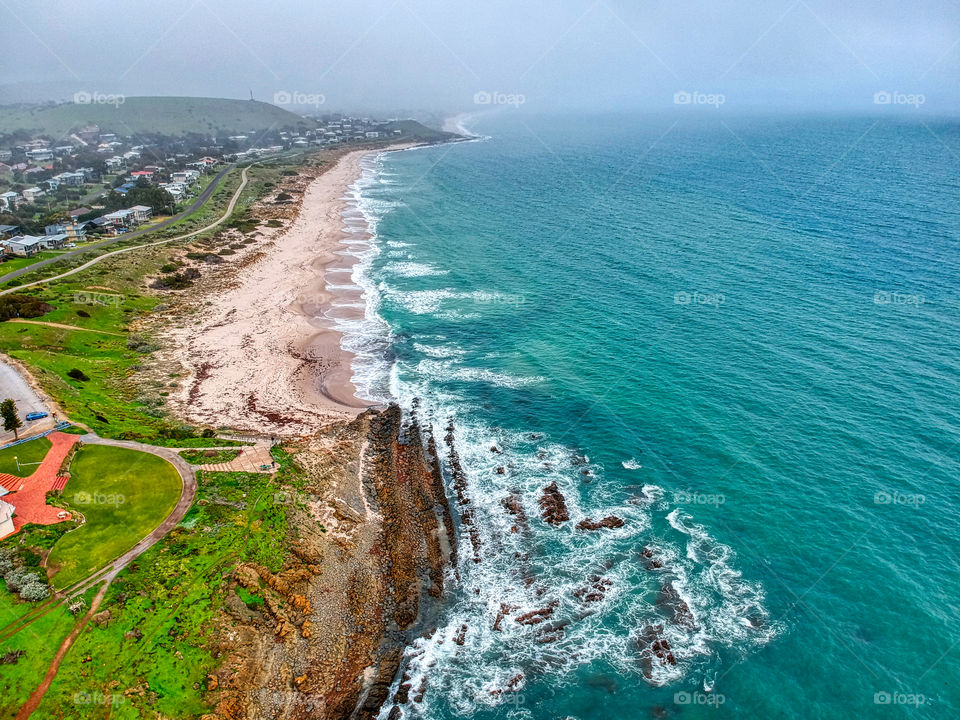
[204,405,455,720]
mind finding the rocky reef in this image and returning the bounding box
[204,404,455,720]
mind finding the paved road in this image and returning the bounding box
[0,164,234,285]
[0,359,57,443]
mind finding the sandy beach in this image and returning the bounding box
[166,145,416,436]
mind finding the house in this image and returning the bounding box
[129,170,154,182]
[5,235,43,257]
[54,145,74,156]
[68,207,92,219]
[159,182,186,201]
[103,208,135,228]
[0,149,11,161]
[365,131,381,139]
[0,224,20,238]
[21,187,45,202]
[0,499,14,538]
[130,205,153,223]
[38,233,68,250]
[105,156,124,172]
[171,169,200,184]
[54,171,86,187]
[45,220,88,242]
[0,191,21,210]
[25,148,53,162]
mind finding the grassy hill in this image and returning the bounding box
[0,96,316,137]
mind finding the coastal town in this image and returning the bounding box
[0,114,407,259]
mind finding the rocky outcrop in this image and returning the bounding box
[207,405,456,720]
[576,516,624,531]
[538,482,569,525]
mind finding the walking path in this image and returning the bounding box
[6,319,124,336]
[185,444,274,473]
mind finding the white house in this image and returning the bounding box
[38,233,69,250]
[130,205,153,223]
[0,191,21,210]
[25,148,53,162]
[0,498,14,538]
[21,187,45,202]
[103,208,135,228]
[5,235,43,257]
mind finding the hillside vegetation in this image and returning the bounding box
[0,97,316,137]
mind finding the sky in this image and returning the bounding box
[1,0,958,115]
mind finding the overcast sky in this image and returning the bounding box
[1,0,958,114]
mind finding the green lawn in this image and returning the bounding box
[0,251,63,275]
[0,601,79,720]
[0,437,51,477]
[33,469,288,719]
[178,448,240,465]
[46,445,182,589]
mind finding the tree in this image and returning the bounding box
[0,398,23,440]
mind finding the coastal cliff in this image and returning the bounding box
[205,405,455,720]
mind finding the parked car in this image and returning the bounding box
[25,411,48,421]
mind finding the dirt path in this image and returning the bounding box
[13,582,111,720]
[6,319,124,336]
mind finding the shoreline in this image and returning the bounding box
[165,142,422,436]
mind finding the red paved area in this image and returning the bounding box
[0,432,78,540]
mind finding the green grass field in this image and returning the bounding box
[0,437,51,477]
[0,601,81,720]
[46,445,182,589]
[177,448,240,465]
[32,469,288,719]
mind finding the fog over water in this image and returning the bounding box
[1,0,958,114]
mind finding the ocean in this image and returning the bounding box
[334,113,960,719]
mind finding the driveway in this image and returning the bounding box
[0,359,58,443]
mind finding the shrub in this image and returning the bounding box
[160,264,177,273]
[19,582,50,602]
[127,335,159,354]
[76,309,90,318]
[67,368,90,381]
[4,568,38,592]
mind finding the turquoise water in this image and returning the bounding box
[339,114,960,719]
